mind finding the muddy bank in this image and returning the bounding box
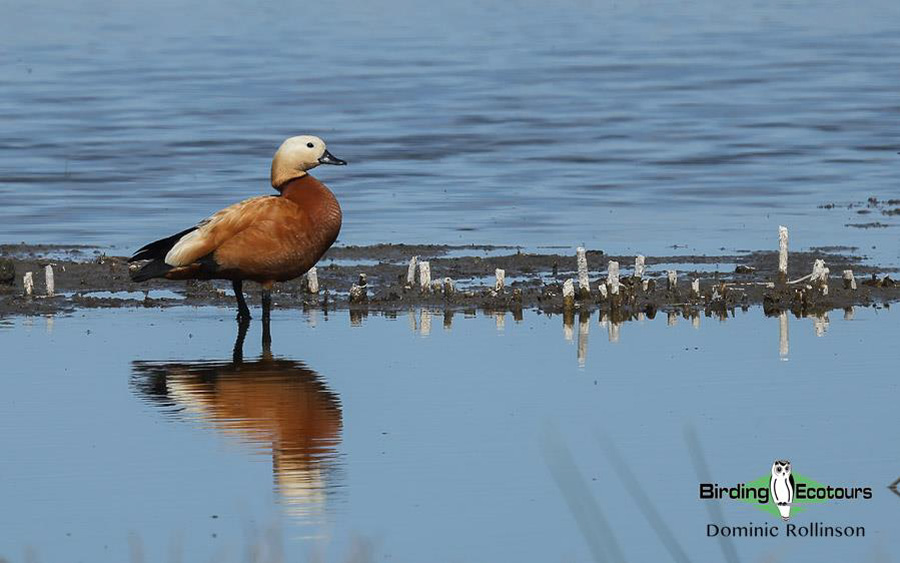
[0,243,897,319]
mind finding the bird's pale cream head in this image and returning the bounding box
[271,135,346,190]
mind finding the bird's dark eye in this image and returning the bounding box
[307,142,315,148]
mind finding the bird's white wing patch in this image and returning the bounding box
[164,196,269,267]
[164,228,206,266]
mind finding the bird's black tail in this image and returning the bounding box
[130,259,173,282]
[129,226,197,263]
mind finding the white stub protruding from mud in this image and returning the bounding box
[642,279,649,292]
[305,267,319,294]
[495,268,505,292]
[634,255,645,279]
[779,311,789,360]
[778,226,789,279]
[443,277,455,295]
[44,265,54,297]
[562,278,575,310]
[842,270,856,290]
[406,256,418,286]
[667,270,677,291]
[576,247,590,295]
[418,261,431,291]
[691,278,700,298]
[607,261,620,295]
[811,259,829,295]
[598,283,608,300]
[24,271,34,297]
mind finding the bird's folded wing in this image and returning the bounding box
[164,196,276,267]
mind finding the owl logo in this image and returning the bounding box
[770,460,795,521]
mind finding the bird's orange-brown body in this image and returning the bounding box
[163,175,342,284]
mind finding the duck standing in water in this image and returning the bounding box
[129,136,346,322]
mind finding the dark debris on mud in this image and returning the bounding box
[0,243,897,320]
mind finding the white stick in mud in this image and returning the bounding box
[842,270,856,290]
[576,247,590,296]
[607,261,620,295]
[44,265,54,297]
[562,278,575,310]
[495,268,505,292]
[667,270,677,291]
[634,255,645,279]
[406,256,418,287]
[691,279,700,298]
[598,283,608,300]
[418,261,431,291]
[306,267,319,294]
[443,277,455,295]
[24,271,33,297]
[811,259,829,295]
[778,226,788,282]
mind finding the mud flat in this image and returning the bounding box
[0,243,897,319]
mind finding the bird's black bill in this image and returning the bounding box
[318,150,347,165]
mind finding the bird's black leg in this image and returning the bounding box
[261,285,272,348]
[233,279,251,320]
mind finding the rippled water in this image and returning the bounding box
[1,306,898,561]
[2,0,899,262]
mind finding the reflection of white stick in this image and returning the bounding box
[24,272,33,297]
[495,268,505,292]
[779,312,789,359]
[607,261,620,295]
[842,270,856,290]
[495,312,506,331]
[634,255,645,279]
[406,256,418,286]
[813,313,828,337]
[667,311,677,326]
[420,309,432,336]
[44,265,54,297]
[419,261,431,291]
[843,307,854,321]
[608,320,620,343]
[306,267,319,294]
[778,226,788,280]
[667,270,677,291]
[577,314,589,366]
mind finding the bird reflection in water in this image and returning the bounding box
[131,318,342,522]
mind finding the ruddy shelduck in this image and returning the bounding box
[129,135,346,320]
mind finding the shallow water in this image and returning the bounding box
[2,0,900,263]
[0,306,897,561]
